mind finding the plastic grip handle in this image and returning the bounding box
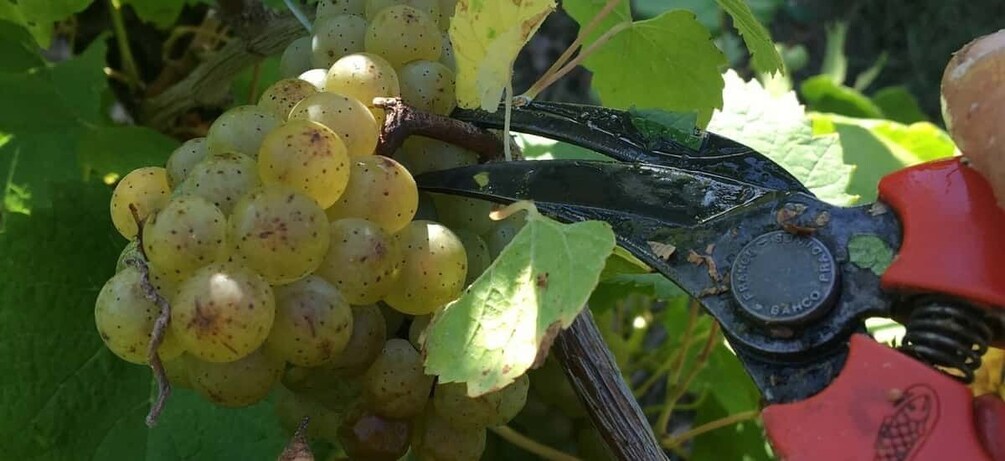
[877,158,1005,309]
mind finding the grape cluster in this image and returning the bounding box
[95,0,533,458]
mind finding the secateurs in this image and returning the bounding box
[413,101,1005,461]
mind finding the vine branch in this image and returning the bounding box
[373,98,505,161]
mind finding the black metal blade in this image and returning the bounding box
[452,101,809,193]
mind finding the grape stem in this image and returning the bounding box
[127,204,173,427]
[277,417,314,461]
[373,98,508,161]
[490,426,582,461]
[660,410,761,449]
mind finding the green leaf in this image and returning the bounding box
[872,86,928,124]
[690,345,770,460]
[78,126,180,179]
[424,206,616,396]
[633,0,721,31]
[848,234,894,275]
[125,0,201,29]
[0,0,93,47]
[514,133,611,161]
[561,0,632,46]
[627,108,702,151]
[819,22,848,85]
[708,70,857,205]
[715,0,784,74]
[565,8,727,127]
[800,75,884,119]
[0,20,45,72]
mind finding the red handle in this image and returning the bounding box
[763,334,997,461]
[877,157,1005,309]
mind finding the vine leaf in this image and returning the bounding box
[423,203,616,396]
[715,0,784,74]
[450,0,556,111]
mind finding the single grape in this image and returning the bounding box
[398,60,455,115]
[325,156,418,234]
[364,5,441,68]
[282,366,364,414]
[110,167,171,240]
[383,220,466,315]
[453,229,490,285]
[411,407,487,461]
[337,407,412,461]
[206,105,282,158]
[142,196,228,282]
[315,218,402,304]
[436,0,455,31]
[149,262,184,300]
[275,385,343,441]
[266,275,354,367]
[431,193,494,235]
[362,339,433,418]
[394,136,477,176]
[163,353,193,389]
[257,119,351,209]
[311,14,368,69]
[484,209,527,258]
[174,151,261,215]
[257,78,318,120]
[171,262,275,362]
[317,0,365,17]
[115,239,140,272]
[94,267,185,364]
[439,32,454,71]
[325,304,387,376]
[166,137,208,187]
[323,52,400,107]
[364,0,438,20]
[407,314,430,350]
[414,192,439,221]
[433,374,529,428]
[288,91,378,158]
[281,36,313,78]
[189,348,284,407]
[298,68,329,90]
[229,186,330,284]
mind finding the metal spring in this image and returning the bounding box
[900,297,992,383]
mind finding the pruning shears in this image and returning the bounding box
[414,102,1005,461]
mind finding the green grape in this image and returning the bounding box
[142,196,228,281]
[189,348,284,407]
[175,151,261,215]
[529,356,587,417]
[317,0,365,17]
[257,78,318,120]
[229,186,331,284]
[453,229,490,285]
[407,314,430,349]
[110,167,171,240]
[439,32,454,71]
[281,36,313,78]
[364,0,439,20]
[436,0,455,31]
[508,393,575,448]
[282,366,364,412]
[166,137,208,187]
[275,385,343,441]
[431,193,494,235]
[411,407,487,461]
[326,156,418,234]
[115,239,140,272]
[257,119,351,209]
[484,209,527,258]
[315,218,402,304]
[171,262,275,362]
[288,91,378,158]
[362,339,433,418]
[325,304,387,376]
[383,220,466,315]
[337,407,412,461]
[364,5,441,68]
[311,14,368,69]
[433,374,529,428]
[299,68,329,89]
[163,353,193,388]
[398,60,455,115]
[414,192,439,221]
[206,105,282,158]
[266,275,354,367]
[94,267,185,364]
[394,136,477,176]
[323,52,400,106]
[149,262,184,300]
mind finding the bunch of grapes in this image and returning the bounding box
[94,0,536,458]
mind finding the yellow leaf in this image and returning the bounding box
[449,0,555,111]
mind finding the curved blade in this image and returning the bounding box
[452,102,809,193]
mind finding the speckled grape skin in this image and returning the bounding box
[298,68,329,90]
[431,193,494,235]
[393,136,477,176]
[229,186,331,284]
[115,239,140,272]
[439,33,455,71]
[411,407,487,461]
[142,196,228,281]
[364,0,439,20]
[311,14,368,69]
[257,120,351,209]
[288,92,378,159]
[361,338,432,419]
[323,52,400,106]
[175,152,261,215]
[436,0,455,30]
[383,220,466,315]
[110,167,171,240]
[257,78,318,120]
[398,60,455,114]
[265,275,354,367]
[325,304,387,376]
[317,0,365,17]
[206,105,282,158]
[453,229,491,285]
[189,348,284,407]
[325,156,418,234]
[365,5,441,68]
[280,36,313,78]
[170,262,276,362]
[94,267,185,364]
[433,374,529,428]
[315,218,403,304]
[166,137,209,187]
